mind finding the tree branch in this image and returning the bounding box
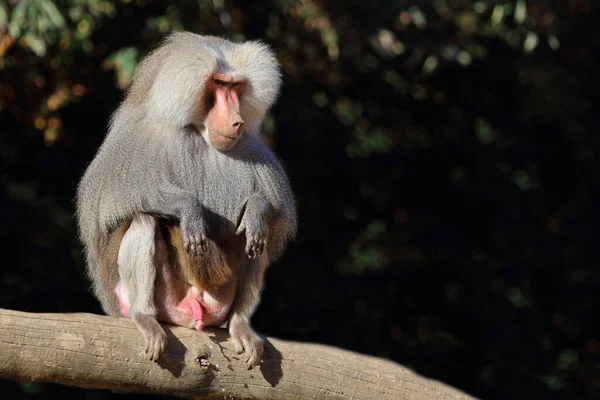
[0,308,475,399]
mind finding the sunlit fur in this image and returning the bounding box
[126,32,280,135]
[75,31,297,355]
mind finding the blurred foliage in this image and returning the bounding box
[0,1,598,399]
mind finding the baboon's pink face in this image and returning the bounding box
[202,73,246,151]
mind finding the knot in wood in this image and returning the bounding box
[195,357,210,374]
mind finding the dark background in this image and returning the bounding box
[1,1,598,399]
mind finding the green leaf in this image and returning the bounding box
[23,34,47,56]
[475,118,495,144]
[38,0,65,29]
[0,2,8,28]
[106,47,141,89]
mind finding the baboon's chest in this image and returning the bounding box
[197,154,258,233]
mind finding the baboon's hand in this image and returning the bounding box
[181,211,209,255]
[230,319,264,369]
[132,314,168,362]
[236,213,268,259]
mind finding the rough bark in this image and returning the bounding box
[0,308,475,399]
